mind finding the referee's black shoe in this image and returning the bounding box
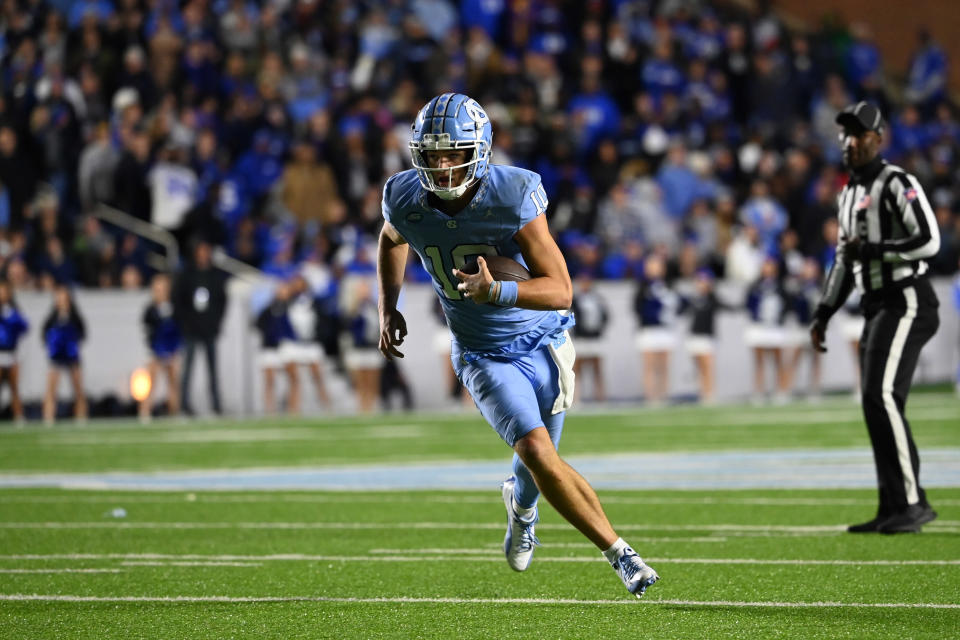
[847,513,890,533]
[848,504,937,533]
[878,504,938,534]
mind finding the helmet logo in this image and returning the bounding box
[464,100,489,139]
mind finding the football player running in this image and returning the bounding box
[377,93,659,598]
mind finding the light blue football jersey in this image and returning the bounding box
[383,164,572,355]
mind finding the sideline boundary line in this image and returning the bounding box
[1,594,957,609]
[2,553,958,566]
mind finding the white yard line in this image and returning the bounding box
[0,568,123,574]
[18,426,431,447]
[1,553,956,567]
[479,537,731,547]
[600,407,960,427]
[369,549,960,565]
[0,594,957,609]
[120,561,262,567]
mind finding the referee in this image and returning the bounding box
[810,101,941,534]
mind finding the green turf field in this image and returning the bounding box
[1,394,958,638]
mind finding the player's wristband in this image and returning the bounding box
[493,280,518,307]
[487,280,499,303]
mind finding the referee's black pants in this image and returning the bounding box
[859,279,939,514]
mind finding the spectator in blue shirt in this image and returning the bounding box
[685,59,721,121]
[67,0,114,28]
[411,0,458,44]
[642,40,685,100]
[789,35,822,119]
[566,59,620,156]
[460,0,505,41]
[845,23,881,94]
[890,104,930,159]
[683,11,725,62]
[740,180,788,257]
[906,29,948,112]
[37,237,76,289]
[657,143,702,220]
[358,8,400,63]
[0,184,10,230]
[0,279,29,421]
[181,38,220,101]
[42,284,87,424]
[232,129,285,204]
[926,102,960,146]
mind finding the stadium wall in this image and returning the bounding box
[8,278,958,416]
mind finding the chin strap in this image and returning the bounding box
[433,187,466,200]
[433,179,475,200]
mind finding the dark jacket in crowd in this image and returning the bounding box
[173,266,226,340]
[112,151,152,222]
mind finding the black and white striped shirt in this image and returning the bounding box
[816,157,940,321]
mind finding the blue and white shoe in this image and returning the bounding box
[501,476,539,572]
[611,546,659,598]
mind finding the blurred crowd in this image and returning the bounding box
[0,0,959,299]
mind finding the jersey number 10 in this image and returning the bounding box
[424,244,500,300]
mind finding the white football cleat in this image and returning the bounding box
[610,546,659,598]
[501,476,539,572]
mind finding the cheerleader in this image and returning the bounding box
[634,254,681,405]
[140,273,182,420]
[42,285,87,424]
[286,275,331,410]
[571,272,609,403]
[744,257,791,404]
[0,280,29,421]
[683,268,723,404]
[340,276,381,413]
[255,282,300,415]
[785,258,823,400]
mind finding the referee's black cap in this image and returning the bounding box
[836,101,884,135]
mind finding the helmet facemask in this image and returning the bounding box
[410,133,490,200]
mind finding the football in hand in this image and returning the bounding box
[462,255,531,282]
